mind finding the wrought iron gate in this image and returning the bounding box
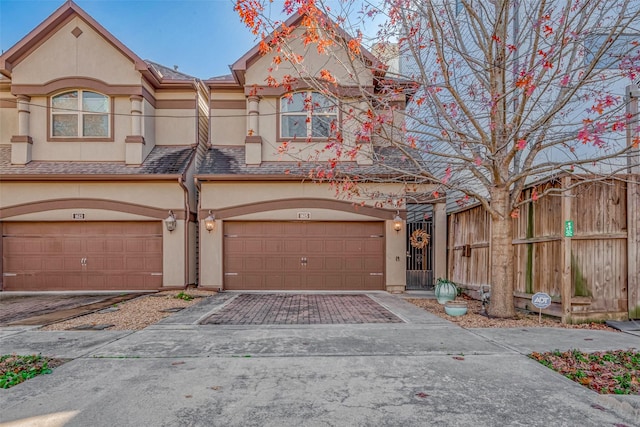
[406,206,434,290]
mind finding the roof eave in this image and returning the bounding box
[0,173,183,182]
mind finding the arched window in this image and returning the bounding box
[280,91,337,139]
[51,90,109,137]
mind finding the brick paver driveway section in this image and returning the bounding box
[201,294,404,325]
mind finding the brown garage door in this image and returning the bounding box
[224,221,384,291]
[2,222,163,291]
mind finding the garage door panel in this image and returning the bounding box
[105,240,124,252]
[125,240,144,252]
[263,256,284,270]
[43,257,65,271]
[324,240,345,252]
[43,240,64,253]
[264,240,282,252]
[2,222,163,291]
[324,257,344,270]
[62,239,82,253]
[284,240,303,253]
[264,274,284,288]
[86,239,106,253]
[223,221,384,291]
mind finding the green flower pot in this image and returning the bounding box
[435,279,457,304]
[444,301,468,316]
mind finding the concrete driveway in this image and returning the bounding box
[1,292,639,427]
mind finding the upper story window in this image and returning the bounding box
[280,91,337,139]
[51,90,109,137]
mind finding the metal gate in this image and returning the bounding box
[406,205,434,290]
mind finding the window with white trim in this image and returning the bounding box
[280,91,337,139]
[51,90,109,137]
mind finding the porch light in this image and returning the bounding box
[165,210,177,232]
[393,211,403,233]
[204,210,216,232]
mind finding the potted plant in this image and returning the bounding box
[444,300,468,316]
[434,278,458,304]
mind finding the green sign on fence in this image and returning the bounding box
[564,220,574,237]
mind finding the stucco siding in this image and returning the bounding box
[244,27,373,87]
[0,182,185,211]
[12,17,140,86]
[155,109,195,145]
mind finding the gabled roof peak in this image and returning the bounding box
[0,1,152,79]
[228,10,384,86]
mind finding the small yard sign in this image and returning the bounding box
[532,292,552,309]
[532,292,552,324]
[564,220,574,237]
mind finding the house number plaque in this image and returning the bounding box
[297,212,311,220]
[72,213,85,220]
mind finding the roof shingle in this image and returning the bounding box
[197,145,423,179]
[0,145,194,176]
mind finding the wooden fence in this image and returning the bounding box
[448,175,640,323]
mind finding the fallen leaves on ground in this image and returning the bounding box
[406,296,616,330]
[530,349,640,395]
[0,354,67,389]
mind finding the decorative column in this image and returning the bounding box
[125,95,145,165]
[10,95,33,165]
[245,95,262,165]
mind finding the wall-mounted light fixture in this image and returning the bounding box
[164,210,177,232]
[204,210,216,233]
[393,211,403,233]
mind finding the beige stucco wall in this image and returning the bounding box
[0,182,185,212]
[0,98,17,143]
[143,99,156,148]
[210,109,245,145]
[155,109,195,145]
[244,27,373,88]
[210,91,246,145]
[12,17,140,86]
[200,181,411,210]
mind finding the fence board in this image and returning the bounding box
[448,176,635,322]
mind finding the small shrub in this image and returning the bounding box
[0,354,54,389]
[175,292,194,301]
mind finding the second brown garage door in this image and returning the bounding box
[2,222,163,291]
[223,221,385,290]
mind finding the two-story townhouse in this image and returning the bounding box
[0,1,206,291]
[196,12,446,292]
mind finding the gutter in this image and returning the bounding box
[178,174,191,288]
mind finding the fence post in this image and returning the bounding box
[433,202,447,281]
[628,175,640,319]
[560,176,573,324]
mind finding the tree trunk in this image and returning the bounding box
[487,186,516,318]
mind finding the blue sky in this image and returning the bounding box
[0,0,273,79]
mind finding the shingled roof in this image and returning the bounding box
[197,145,423,180]
[0,145,194,178]
[145,60,195,81]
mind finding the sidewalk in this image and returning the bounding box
[1,292,638,426]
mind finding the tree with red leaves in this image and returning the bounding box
[235,0,640,318]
